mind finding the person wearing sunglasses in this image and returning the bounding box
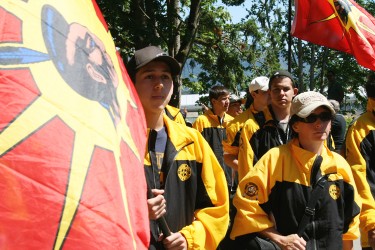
[230,91,361,250]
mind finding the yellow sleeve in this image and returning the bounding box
[230,153,275,239]
[192,116,204,133]
[224,109,252,156]
[337,155,362,241]
[179,132,229,249]
[237,121,256,181]
[224,124,240,155]
[346,124,375,233]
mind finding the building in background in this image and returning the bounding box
[180,92,246,124]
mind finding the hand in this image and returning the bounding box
[368,229,375,249]
[162,232,187,250]
[280,234,306,250]
[147,189,166,220]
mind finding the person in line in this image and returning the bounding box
[231,91,361,250]
[226,94,245,118]
[328,99,346,154]
[224,76,270,172]
[219,92,245,250]
[126,45,229,250]
[192,85,232,189]
[326,70,345,105]
[224,93,245,192]
[237,70,298,180]
[220,76,270,250]
[345,76,375,250]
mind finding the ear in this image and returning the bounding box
[86,63,106,84]
[250,91,257,99]
[293,87,299,97]
[292,121,300,134]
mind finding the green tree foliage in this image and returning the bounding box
[97,0,374,110]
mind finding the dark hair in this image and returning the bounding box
[366,73,375,98]
[245,89,253,109]
[209,85,230,103]
[269,70,297,89]
[126,57,137,83]
[289,115,300,138]
[269,75,297,89]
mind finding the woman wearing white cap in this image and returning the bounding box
[230,91,361,250]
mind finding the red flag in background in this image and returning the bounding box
[292,0,375,71]
[0,1,149,249]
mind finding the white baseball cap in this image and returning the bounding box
[249,76,269,93]
[229,94,246,104]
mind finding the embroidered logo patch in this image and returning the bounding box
[243,182,258,199]
[177,164,191,181]
[329,184,341,200]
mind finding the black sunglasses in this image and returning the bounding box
[299,112,333,123]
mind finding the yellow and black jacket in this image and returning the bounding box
[249,105,292,164]
[236,106,267,181]
[345,98,375,248]
[165,104,186,125]
[192,109,233,182]
[145,115,229,250]
[231,139,361,249]
[224,105,265,156]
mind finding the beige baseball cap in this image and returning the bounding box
[291,91,335,118]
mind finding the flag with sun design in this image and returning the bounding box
[292,0,375,71]
[0,1,149,249]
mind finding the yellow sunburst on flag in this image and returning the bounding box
[0,0,149,249]
[322,0,375,49]
[292,0,375,71]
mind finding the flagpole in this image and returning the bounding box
[288,0,292,72]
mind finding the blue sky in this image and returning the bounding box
[217,1,248,23]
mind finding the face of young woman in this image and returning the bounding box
[134,61,173,115]
[292,106,332,143]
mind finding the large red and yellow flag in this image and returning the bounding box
[0,1,149,249]
[291,0,375,71]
